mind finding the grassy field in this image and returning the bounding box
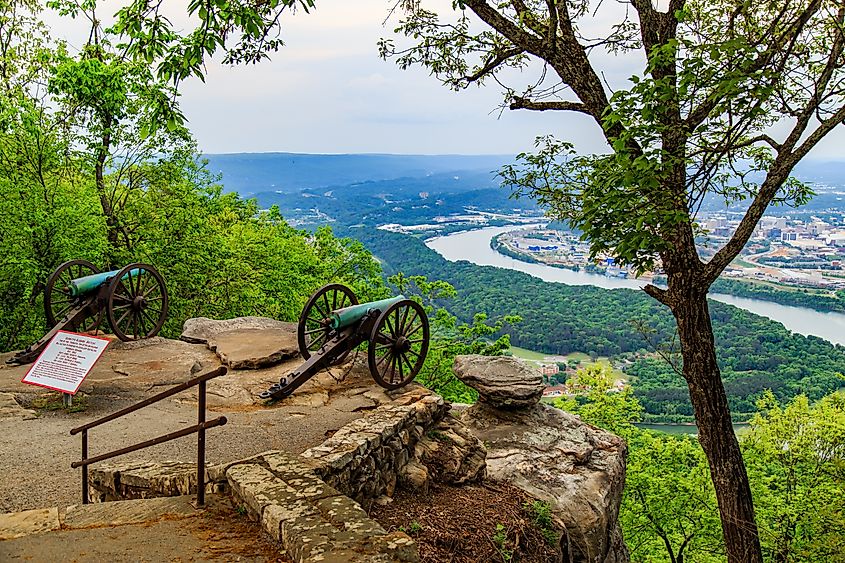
[508,346,551,361]
[509,346,628,382]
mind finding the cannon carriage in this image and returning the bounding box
[260,284,430,401]
[8,260,169,364]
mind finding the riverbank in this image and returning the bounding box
[490,226,845,315]
[428,224,845,346]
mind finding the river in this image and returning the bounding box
[426,224,845,346]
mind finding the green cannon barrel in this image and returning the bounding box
[67,268,140,297]
[330,295,405,330]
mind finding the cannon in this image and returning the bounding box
[259,284,430,401]
[8,260,169,364]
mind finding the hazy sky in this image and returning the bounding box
[55,1,845,158]
[175,0,611,155]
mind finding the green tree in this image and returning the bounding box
[554,363,641,436]
[47,0,193,259]
[743,390,845,562]
[622,431,723,563]
[0,1,386,351]
[555,363,722,562]
[383,2,845,559]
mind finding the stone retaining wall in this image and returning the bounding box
[301,388,448,505]
[85,386,450,562]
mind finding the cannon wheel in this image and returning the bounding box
[106,263,169,341]
[368,299,429,390]
[298,284,358,362]
[45,259,100,329]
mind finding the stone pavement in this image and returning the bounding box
[0,495,284,562]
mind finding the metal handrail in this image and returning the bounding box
[71,366,228,505]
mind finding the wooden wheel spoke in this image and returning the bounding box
[307,314,326,325]
[386,354,397,383]
[116,308,132,329]
[312,301,328,320]
[137,311,148,336]
[309,331,328,349]
[398,306,410,335]
[143,282,161,298]
[396,355,404,384]
[375,349,392,368]
[405,323,424,338]
[304,327,326,336]
[385,315,397,337]
[141,309,158,333]
[400,351,415,374]
[135,273,148,297]
[118,280,132,298]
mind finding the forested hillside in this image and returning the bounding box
[354,229,845,421]
[0,5,384,354]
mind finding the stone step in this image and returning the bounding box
[223,450,418,563]
[0,495,198,541]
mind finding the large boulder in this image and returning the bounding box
[461,402,628,563]
[453,355,544,409]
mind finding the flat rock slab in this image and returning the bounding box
[0,338,220,394]
[0,393,36,420]
[0,507,59,540]
[453,355,544,409]
[182,316,293,345]
[62,495,198,529]
[182,317,299,370]
[209,328,299,370]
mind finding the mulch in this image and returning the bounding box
[370,481,561,563]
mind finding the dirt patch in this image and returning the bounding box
[370,481,561,563]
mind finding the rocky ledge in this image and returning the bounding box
[454,354,629,563]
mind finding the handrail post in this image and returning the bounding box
[82,429,89,505]
[197,380,206,506]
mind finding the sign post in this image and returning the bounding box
[21,331,110,399]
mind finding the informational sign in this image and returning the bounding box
[21,331,110,395]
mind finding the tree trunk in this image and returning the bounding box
[671,288,763,563]
[95,113,119,258]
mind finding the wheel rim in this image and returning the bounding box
[106,263,169,341]
[368,299,429,390]
[298,283,358,360]
[45,260,99,328]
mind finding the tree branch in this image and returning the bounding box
[684,1,824,131]
[643,283,671,306]
[463,47,524,84]
[509,97,590,113]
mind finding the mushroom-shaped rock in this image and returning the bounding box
[453,355,544,409]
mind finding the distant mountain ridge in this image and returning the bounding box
[204,152,515,195]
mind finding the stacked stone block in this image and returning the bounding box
[301,389,448,505]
